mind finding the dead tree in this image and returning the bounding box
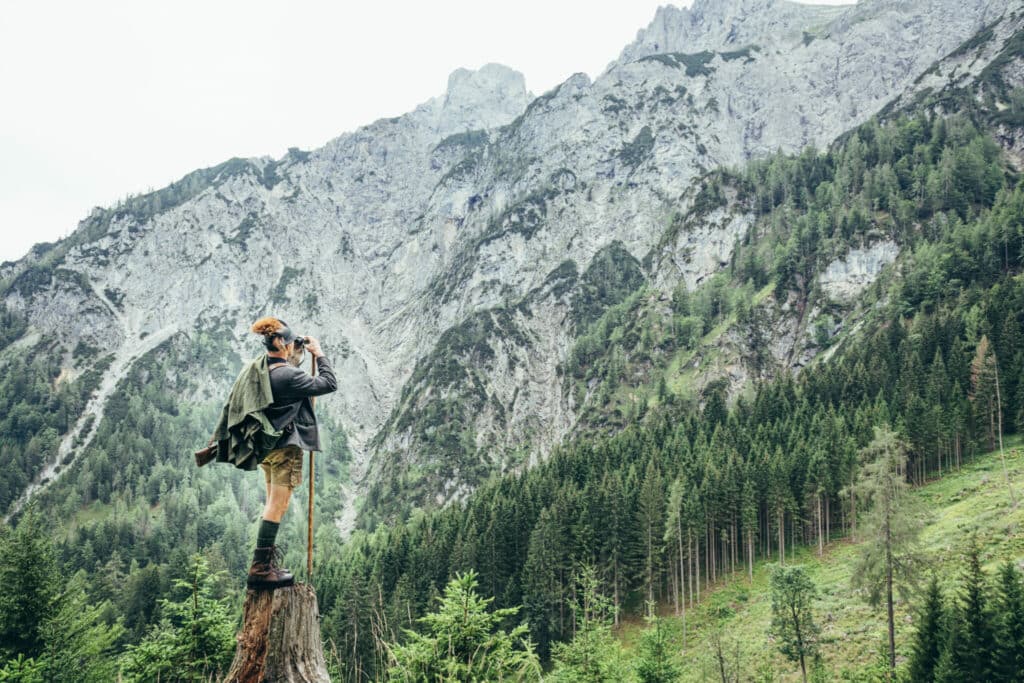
[223,584,330,683]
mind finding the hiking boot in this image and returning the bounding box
[247,546,294,589]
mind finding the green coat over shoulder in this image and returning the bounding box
[212,355,284,471]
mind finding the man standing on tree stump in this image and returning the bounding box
[246,317,337,589]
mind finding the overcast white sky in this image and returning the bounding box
[0,0,854,264]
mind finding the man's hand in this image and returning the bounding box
[303,336,324,358]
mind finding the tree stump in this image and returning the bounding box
[223,584,330,683]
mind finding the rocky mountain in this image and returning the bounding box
[2,0,1020,522]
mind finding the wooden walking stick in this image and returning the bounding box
[308,355,317,581]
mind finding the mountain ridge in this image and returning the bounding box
[1,0,1019,522]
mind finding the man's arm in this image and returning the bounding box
[279,356,337,398]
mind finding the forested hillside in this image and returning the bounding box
[272,28,1024,679]
[2,8,1024,683]
[614,439,1024,680]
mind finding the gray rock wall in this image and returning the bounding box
[4,0,1020,515]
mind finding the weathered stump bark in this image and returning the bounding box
[223,584,330,683]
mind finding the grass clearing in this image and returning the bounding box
[615,437,1024,680]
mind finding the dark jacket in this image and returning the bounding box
[265,354,337,452]
[212,355,279,471]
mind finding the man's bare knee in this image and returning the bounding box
[263,484,294,522]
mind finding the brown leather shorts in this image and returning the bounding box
[260,446,304,490]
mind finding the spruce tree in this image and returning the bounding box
[636,461,665,604]
[768,564,820,683]
[119,555,236,682]
[385,570,541,682]
[768,451,792,565]
[934,607,968,683]
[741,473,758,583]
[0,507,59,660]
[907,575,945,683]
[960,542,997,681]
[522,507,566,659]
[993,561,1024,683]
[40,571,124,683]
[970,335,1017,507]
[635,603,682,683]
[937,541,996,682]
[549,564,627,683]
[599,470,630,626]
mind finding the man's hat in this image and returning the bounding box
[274,319,298,345]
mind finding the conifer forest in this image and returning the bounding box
[3,5,1024,683]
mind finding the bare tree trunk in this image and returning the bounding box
[696,530,701,603]
[990,394,997,452]
[731,520,738,577]
[790,515,795,557]
[994,362,1018,509]
[224,585,330,683]
[688,530,695,607]
[711,628,729,683]
[353,603,360,682]
[706,524,712,586]
[613,562,620,627]
[676,520,684,616]
[678,530,687,648]
[884,499,896,674]
[562,566,568,631]
[817,494,823,557]
[850,483,857,542]
[747,528,753,583]
[777,508,785,566]
[571,573,577,636]
[825,496,830,546]
[671,549,678,615]
[792,604,808,683]
[646,522,655,604]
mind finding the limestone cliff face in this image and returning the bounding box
[616,0,848,65]
[2,0,1019,518]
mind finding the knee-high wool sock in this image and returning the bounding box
[256,519,280,549]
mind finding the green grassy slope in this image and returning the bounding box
[618,437,1024,681]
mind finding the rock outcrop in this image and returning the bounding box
[3,0,1020,518]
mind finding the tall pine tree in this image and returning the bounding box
[907,575,945,683]
[850,424,921,673]
[0,507,59,661]
[993,561,1024,683]
[936,541,996,682]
